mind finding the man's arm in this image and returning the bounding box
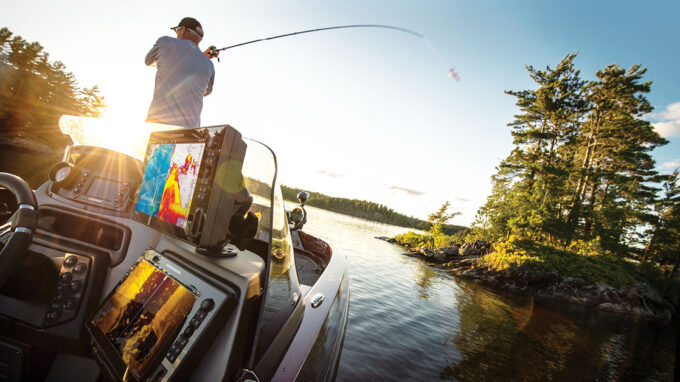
[145,37,164,67]
[205,70,214,96]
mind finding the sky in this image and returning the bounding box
[2,0,679,226]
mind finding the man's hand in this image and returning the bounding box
[204,45,220,61]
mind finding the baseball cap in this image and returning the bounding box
[172,17,204,37]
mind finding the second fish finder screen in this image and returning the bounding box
[136,143,205,229]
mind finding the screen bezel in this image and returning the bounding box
[88,257,198,381]
[134,132,210,242]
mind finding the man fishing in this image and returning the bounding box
[145,17,219,129]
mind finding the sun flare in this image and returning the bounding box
[58,115,182,161]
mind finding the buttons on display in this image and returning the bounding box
[74,263,87,274]
[69,280,82,293]
[177,336,188,347]
[53,291,65,303]
[64,256,77,267]
[165,298,216,363]
[166,353,177,363]
[61,299,76,312]
[200,299,215,311]
[46,309,61,321]
[183,326,194,337]
[45,254,90,325]
[190,317,201,328]
[59,272,73,284]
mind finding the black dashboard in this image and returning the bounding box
[0,140,266,381]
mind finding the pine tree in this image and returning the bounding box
[565,64,667,249]
[480,53,587,241]
[0,27,105,146]
[644,171,680,278]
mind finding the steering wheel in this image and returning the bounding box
[0,173,37,288]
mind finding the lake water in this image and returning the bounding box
[299,205,677,381]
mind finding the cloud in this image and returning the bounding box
[649,102,680,121]
[653,121,680,138]
[649,102,680,138]
[659,159,680,170]
[389,185,426,196]
[453,196,471,202]
[315,169,344,178]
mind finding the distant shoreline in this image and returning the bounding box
[281,185,468,234]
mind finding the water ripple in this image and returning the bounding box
[298,206,676,382]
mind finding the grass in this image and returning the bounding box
[394,231,679,300]
[478,237,637,287]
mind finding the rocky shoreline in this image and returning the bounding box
[377,237,676,322]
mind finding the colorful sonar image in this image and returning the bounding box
[136,143,205,228]
[93,260,196,379]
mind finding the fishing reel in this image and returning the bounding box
[205,45,220,62]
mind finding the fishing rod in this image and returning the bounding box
[206,24,424,60]
[218,24,423,51]
[205,24,460,81]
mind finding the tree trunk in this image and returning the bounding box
[567,112,602,240]
[582,179,600,238]
[668,253,680,280]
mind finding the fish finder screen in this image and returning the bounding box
[136,143,205,229]
[92,259,197,379]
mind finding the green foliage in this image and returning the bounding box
[393,230,457,250]
[392,203,464,249]
[428,201,461,235]
[642,171,680,279]
[281,185,468,233]
[478,236,638,287]
[0,27,105,147]
[474,53,670,271]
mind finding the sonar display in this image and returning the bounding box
[136,143,205,229]
[92,260,197,378]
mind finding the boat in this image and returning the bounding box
[0,116,349,381]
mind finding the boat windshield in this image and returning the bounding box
[57,115,280,245]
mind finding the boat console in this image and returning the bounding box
[0,124,267,381]
[0,119,349,382]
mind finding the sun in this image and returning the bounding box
[58,114,182,160]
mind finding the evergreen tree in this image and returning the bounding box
[644,171,680,278]
[0,27,105,146]
[427,201,460,235]
[477,56,668,257]
[565,64,667,249]
[479,53,587,241]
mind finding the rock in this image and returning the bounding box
[441,246,459,256]
[635,281,664,304]
[457,258,478,267]
[417,247,435,258]
[460,243,474,256]
[433,249,448,262]
[375,236,397,243]
[598,302,629,314]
